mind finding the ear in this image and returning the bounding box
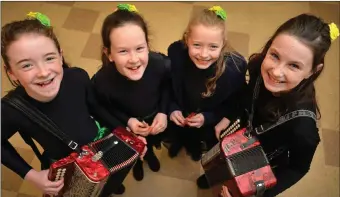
[103,47,113,62]
[306,63,323,78]
[7,68,18,81]
[59,49,64,64]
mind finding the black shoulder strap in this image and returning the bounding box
[2,95,81,153]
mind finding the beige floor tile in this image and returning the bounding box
[322,129,339,167]
[227,31,250,58]
[73,1,118,13]
[17,193,40,197]
[18,179,42,197]
[121,171,198,197]
[81,33,102,61]
[1,2,44,25]
[54,28,91,65]
[1,189,18,197]
[154,147,201,181]
[1,166,23,192]
[44,1,75,7]
[62,7,100,32]
[91,10,113,34]
[38,2,73,28]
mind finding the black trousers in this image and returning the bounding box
[168,121,218,154]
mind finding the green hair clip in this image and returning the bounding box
[27,12,51,27]
[208,6,227,21]
[117,4,138,13]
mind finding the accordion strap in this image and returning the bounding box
[2,94,82,153]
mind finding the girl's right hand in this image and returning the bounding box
[170,110,185,127]
[127,117,150,136]
[25,169,64,196]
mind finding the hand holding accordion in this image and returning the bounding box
[201,120,277,197]
[43,127,146,197]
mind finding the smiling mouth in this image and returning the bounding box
[196,58,211,62]
[36,78,54,87]
[126,65,141,71]
[268,73,285,84]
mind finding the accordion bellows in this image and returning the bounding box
[43,127,145,197]
[202,127,277,197]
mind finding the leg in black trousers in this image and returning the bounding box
[167,121,187,158]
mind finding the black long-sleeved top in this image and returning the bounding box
[167,40,247,125]
[239,64,320,197]
[91,52,171,125]
[1,67,122,178]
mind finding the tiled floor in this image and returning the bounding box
[1,1,339,197]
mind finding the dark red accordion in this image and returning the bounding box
[43,127,145,197]
[201,126,277,197]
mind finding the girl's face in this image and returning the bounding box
[186,24,224,69]
[106,23,149,81]
[261,33,322,94]
[6,33,64,102]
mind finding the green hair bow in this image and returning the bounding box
[27,12,51,27]
[117,4,138,13]
[208,6,227,21]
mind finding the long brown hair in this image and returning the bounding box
[248,14,333,120]
[182,8,235,98]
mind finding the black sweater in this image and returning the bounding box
[91,52,171,125]
[167,40,247,125]
[1,67,121,178]
[241,65,320,197]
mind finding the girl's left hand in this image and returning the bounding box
[186,113,205,128]
[150,113,168,135]
[136,135,148,161]
[220,186,233,197]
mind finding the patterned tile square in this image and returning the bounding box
[81,33,102,61]
[1,147,35,191]
[44,1,75,7]
[322,129,339,167]
[227,31,250,58]
[62,7,100,32]
[1,189,18,197]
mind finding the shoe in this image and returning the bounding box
[154,141,162,150]
[133,159,144,181]
[145,149,160,172]
[196,174,210,189]
[190,151,202,161]
[168,142,183,158]
[112,184,125,195]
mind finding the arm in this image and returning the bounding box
[264,119,320,197]
[1,103,33,179]
[158,57,172,115]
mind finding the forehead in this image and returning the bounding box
[189,24,224,43]
[109,24,146,47]
[270,34,314,67]
[7,34,58,60]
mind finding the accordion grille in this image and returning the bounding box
[63,164,105,197]
[227,145,269,177]
[91,135,138,173]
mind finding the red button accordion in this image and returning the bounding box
[201,120,277,197]
[43,127,145,197]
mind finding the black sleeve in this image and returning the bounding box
[78,69,124,129]
[159,56,172,114]
[264,118,320,197]
[1,103,33,179]
[167,41,184,114]
[215,53,248,122]
[91,70,130,126]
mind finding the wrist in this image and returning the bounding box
[24,169,37,181]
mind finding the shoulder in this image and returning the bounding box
[148,51,171,73]
[167,40,186,58]
[64,67,90,82]
[289,110,320,146]
[224,51,247,74]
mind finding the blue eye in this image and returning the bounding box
[271,53,279,59]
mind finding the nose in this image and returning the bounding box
[37,65,50,78]
[129,52,139,64]
[200,48,209,59]
[271,64,284,78]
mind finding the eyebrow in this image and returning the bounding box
[115,43,147,50]
[15,52,58,65]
